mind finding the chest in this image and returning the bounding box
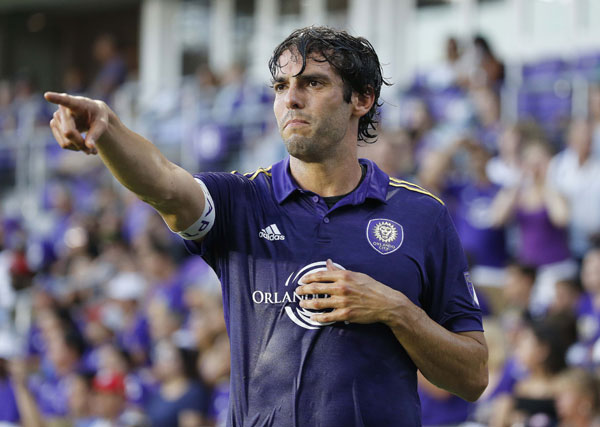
[232,198,431,305]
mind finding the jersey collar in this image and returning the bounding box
[272,156,389,205]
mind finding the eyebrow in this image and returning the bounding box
[271,72,332,85]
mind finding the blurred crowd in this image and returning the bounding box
[1,32,600,426]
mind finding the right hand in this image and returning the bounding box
[44,92,111,155]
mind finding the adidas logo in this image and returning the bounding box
[259,224,286,241]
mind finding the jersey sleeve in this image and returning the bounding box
[182,171,250,271]
[422,207,483,333]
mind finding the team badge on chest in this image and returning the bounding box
[366,219,404,255]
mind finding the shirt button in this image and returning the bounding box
[312,196,319,203]
[323,217,330,224]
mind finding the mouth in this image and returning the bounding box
[284,119,309,129]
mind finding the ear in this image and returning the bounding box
[351,86,376,119]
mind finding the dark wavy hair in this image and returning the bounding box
[269,26,390,143]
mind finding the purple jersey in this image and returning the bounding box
[185,157,483,426]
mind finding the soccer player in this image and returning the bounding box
[45,26,488,426]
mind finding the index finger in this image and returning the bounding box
[44,92,87,110]
[295,282,337,296]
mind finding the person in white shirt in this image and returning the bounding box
[548,118,600,259]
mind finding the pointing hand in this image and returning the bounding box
[44,92,111,155]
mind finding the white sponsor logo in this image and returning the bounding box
[259,223,286,241]
[251,261,346,330]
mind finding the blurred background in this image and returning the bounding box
[1,0,600,426]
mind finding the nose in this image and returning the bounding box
[284,81,304,110]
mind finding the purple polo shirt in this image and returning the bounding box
[185,157,483,427]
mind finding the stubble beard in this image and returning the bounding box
[281,115,349,163]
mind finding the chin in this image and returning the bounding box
[284,137,321,162]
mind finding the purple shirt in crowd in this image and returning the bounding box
[418,386,471,426]
[0,379,20,423]
[516,207,570,266]
[444,180,508,268]
[184,157,483,427]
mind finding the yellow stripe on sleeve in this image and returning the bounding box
[389,179,444,205]
[239,166,273,180]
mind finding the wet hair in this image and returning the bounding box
[269,26,390,143]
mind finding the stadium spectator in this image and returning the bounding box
[425,36,468,90]
[471,87,502,151]
[357,128,416,179]
[548,278,582,317]
[90,370,129,426]
[464,34,505,91]
[65,371,96,426]
[89,34,128,103]
[0,79,16,132]
[418,372,473,426]
[103,271,151,368]
[554,368,600,427]
[486,121,546,188]
[491,138,576,315]
[419,138,508,291]
[146,339,209,426]
[198,332,230,425]
[502,261,536,318]
[0,357,20,426]
[491,314,576,427]
[589,83,600,158]
[548,118,600,259]
[568,246,600,368]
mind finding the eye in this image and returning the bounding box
[273,83,286,92]
[309,80,320,87]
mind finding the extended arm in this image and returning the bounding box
[44,92,204,232]
[489,185,519,227]
[297,260,488,402]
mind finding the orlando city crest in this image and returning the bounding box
[366,219,404,255]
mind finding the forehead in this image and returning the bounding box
[275,49,338,79]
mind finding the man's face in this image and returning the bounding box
[272,49,353,162]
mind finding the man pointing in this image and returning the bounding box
[46,26,487,426]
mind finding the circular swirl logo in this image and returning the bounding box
[284,261,345,330]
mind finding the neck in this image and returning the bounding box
[289,152,363,197]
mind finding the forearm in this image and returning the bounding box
[96,111,203,229]
[13,383,45,427]
[384,292,488,401]
[543,187,569,227]
[489,187,518,227]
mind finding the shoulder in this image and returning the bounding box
[387,176,445,212]
[195,166,273,190]
[233,166,273,182]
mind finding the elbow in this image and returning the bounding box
[461,369,489,402]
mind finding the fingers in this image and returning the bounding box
[85,111,109,150]
[302,269,350,285]
[310,308,352,324]
[296,282,339,296]
[299,295,344,311]
[50,107,94,154]
[44,91,88,111]
[59,106,86,147]
[326,258,341,271]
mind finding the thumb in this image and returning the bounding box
[84,118,106,150]
[326,259,341,271]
